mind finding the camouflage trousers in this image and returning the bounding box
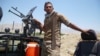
[41,40,60,56]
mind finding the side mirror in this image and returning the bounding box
[0,7,3,21]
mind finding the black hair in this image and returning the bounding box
[44,1,53,8]
[81,29,97,40]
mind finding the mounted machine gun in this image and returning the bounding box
[9,6,42,36]
[0,6,43,56]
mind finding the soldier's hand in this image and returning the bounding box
[81,29,90,35]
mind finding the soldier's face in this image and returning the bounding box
[44,4,54,14]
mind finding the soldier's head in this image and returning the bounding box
[44,1,54,14]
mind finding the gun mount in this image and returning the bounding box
[9,6,42,36]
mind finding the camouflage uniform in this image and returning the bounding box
[42,11,70,56]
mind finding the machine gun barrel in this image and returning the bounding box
[9,10,22,18]
[11,7,25,18]
[23,6,37,22]
[27,6,37,16]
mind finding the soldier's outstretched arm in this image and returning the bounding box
[68,23,88,33]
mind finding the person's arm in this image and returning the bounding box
[39,24,46,32]
[33,19,46,32]
[68,23,87,33]
[59,14,87,33]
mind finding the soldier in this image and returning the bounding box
[34,1,88,56]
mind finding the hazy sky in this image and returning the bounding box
[0,0,100,32]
